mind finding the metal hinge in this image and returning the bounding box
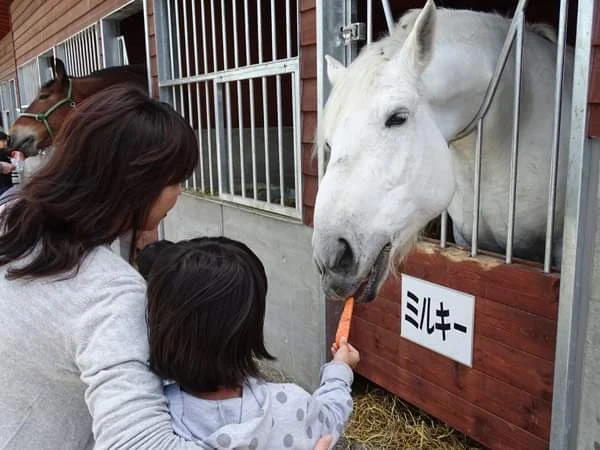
[341,22,366,45]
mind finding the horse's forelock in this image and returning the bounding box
[318,42,399,152]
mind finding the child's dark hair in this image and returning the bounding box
[136,239,174,280]
[146,237,275,393]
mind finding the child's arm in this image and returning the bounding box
[303,339,360,445]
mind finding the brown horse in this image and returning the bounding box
[9,58,147,157]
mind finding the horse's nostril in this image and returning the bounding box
[335,238,354,271]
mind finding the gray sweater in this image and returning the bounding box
[0,245,207,450]
[165,362,354,449]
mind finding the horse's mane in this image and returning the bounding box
[317,7,559,153]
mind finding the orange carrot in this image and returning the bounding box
[335,297,355,347]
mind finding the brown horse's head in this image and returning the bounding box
[9,58,148,157]
[9,58,75,157]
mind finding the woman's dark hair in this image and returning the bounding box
[0,85,198,279]
[146,237,275,393]
[136,239,174,279]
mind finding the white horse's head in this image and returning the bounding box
[313,1,455,303]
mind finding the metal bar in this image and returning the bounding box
[217,193,302,219]
[262,76,271,203]
[86,28,94,71]
[213,81,224,195]
[158,58,299,86]
[276,74,284,205]
[452,0,530,142]
[66,41,74,75]
[544,0,569,273]
[257,0,263,63]
[285,0,292,58]
[367,0,373,45]
[550,1,596,447]
[221,0,228,70]
[225,82,234,194]
[92,26,101,70]
[249,78,258,199]
[381,0,394,32]
[271,0,277,61]
[215,82,226,195]
[205,82,215,194]
[191,0,199,75]
[210,0,218,72]
[167,0,177,108]
[167,0,175,79]
[238,81,245,198]
[291,69,303,213]
[183,0,191,77]
[233,0,239,68]
[244,0,251,66]
[82,31,90,74]
[440,211,448,248]
[174,0,183,77]
[78,32,87,74]
[232,0,244,197]
[186,83,196,190]
[73,35,82,76]
[74,35,82,75]
[200,0,209,74]
[196,83,206,192]
[471,119,483,257]
[505,13,524,264]
[174,0,185,110]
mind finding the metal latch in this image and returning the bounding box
[341,22,366,45]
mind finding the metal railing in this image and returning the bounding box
[55,25,102,77]
[362,0,569,272]
[155,0,302,219]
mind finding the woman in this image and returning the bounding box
[0,85,203,449]
[0,85,334,450]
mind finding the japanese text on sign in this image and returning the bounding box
[401,274,475,366]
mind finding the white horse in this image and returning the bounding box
[312,0,573,303]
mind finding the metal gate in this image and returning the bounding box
[16,25,102,110]
[319,0,571,272]
[0,79,18,130]
[317,1,595,449]
[154,0,302,218]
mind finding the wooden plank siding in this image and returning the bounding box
[300,0,318,226]
[0,0,10,41]
[10,0,131,66]
[588,0,600,137]
[0,32,16,82]
[348,241,559,449]
[146,0,159,98]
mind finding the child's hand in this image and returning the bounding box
[330,337,360,369]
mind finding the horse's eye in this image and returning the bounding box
[324,141,331,153]
[385,111,408,128]
[38,94,50,100]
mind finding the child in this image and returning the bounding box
[140,237,359,449]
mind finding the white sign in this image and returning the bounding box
[400,274,475,366]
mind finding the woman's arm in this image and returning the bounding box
[72,275,209,449]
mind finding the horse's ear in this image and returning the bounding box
[325,55,346,87]
[400,0,436,74]
[51,58,68,83]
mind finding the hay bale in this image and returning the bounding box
[337,377,485,450]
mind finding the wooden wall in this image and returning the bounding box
[299,0,318,226]
[9,0,131,66]
[0,32,15,82]
[350,242,559,450]
[146,0,158,97]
